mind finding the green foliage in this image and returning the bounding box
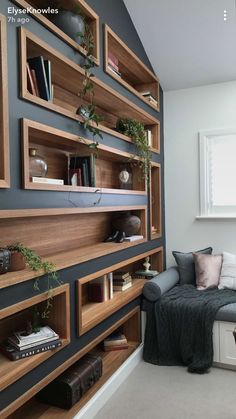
[7,243,62,319]
[116,118,152,180]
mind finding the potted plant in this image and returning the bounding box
[116,118,152,181]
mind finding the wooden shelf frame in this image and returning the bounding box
[19,28,160,146]
[0,14,10,188]
[104,24,160,113]
[0,205,147,290]
[4,307,140,419]
[13,0,100,65]
[22,119,147,194]
[0,284,70,392]
[150,162,162,239]
[77,246,163,335]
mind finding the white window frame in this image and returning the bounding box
[199,129,236,218]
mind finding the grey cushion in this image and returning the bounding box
[172,247,213,285]
[143,267,179,302]
[215,303,236,322]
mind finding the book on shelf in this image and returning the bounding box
[69,154,96,187]
[113,282,132,291]
[27,56,51,101]
[108,58,119,72]
[88,275,110,302]
[104,333,127,346]
[44,59,53,100]
[113,274,132,285]
[8,326,59,350]
[108,64,122,78]
[31,177,64,185]
[26,63,37,96]
[133,269,159,279]
[0,339,62,361]
[124,235,144,242]
[145,130,153,147]
[108,272,113,299]
[113,271,130,280]
[108,52,119,67]
[30,69,40,97]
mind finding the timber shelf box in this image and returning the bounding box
[0,206,147,290]
[22,119,146,194]
[19,28,160,147]
[104,24,160,113]
[0,284,70,392]
[150,162,162,239]
[78,247,164,335]
[13,0,100,64]
[0,14,10,188]
[6,307,140,419]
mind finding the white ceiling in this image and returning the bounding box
[124,0,236,91]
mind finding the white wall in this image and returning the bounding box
[164,81,236,267]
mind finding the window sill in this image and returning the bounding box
[196,216,236,220]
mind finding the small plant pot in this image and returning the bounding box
[9,251,26,271]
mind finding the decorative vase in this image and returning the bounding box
[50,11,85,45]
[29,148,48,178]
[9,251,26,271]
[112,213,141,237]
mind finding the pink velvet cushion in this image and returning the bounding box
[193,253,222,290]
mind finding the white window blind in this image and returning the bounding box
[199,130,236,216]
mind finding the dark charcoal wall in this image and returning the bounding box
[0,0,165,411]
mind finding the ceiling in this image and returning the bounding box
[124,0,236,91]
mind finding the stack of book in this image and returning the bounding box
[0,326,61,361]
[140,91,158,107]
[108,52,121,78]
[113,271,132,291]
[103,333,128,351]
[133,268,159,279]
[88,273,113,302]
[27,56,53,101]
[68,154,96,187]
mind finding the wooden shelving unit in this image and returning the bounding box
[14,0,100,64]
[6,307,140,419]
[104,24,160,113]
[0,14,10,188]
[78,246,163,335]
[0,206,147,290]
[0,284,70,392]
[22,119,146,194]
[150,162,162,239]
[19,28,160,146]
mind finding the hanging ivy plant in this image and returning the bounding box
[116,118,152,181]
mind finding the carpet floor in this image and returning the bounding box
[94,361,236,419]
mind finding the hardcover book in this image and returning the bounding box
[28,56,50,101]
[1,339,62,361]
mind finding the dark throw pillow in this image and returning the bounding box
[172,247,213,285]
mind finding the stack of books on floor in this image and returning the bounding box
[27,56,53,101]
[0,326,61,361]
[113,271,132,291]
[103,333,128,351]
[88,273,113,302]
[139,90,159,107]
[68,154,96,187]
[108,52,122,78]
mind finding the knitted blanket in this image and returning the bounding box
[143,284,236,373]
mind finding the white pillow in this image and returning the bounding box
[218,252,236,290]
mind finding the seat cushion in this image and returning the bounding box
[215,303,236,322]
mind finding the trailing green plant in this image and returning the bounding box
[116,118,152,181]
[7,243,62,319]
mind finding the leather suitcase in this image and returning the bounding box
[37,354,103,409]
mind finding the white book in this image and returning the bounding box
[113,282,132,291]
[124,235,144,242]
[145,130,153,147]
[108,272,113,299]
[32,177,64,185]
[8,336,59,351]
[10,326,58,347]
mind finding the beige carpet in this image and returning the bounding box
[94,361,236,419]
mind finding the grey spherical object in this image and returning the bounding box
[112,214,141,236]
[51,11,85,45]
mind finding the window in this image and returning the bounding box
[199,129,236,217]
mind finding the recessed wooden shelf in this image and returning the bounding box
[0,14,10,188]
[13,0,100,64]
[78,246,163,335]
[0,206,147,290]
[6,307,140,419]
[104,24,160,113]
[0,284,70,392]
[22,119,146,194]
[150,162,162,239]
[19,28,160,146]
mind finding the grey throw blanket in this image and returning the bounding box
[143,284,236,373]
